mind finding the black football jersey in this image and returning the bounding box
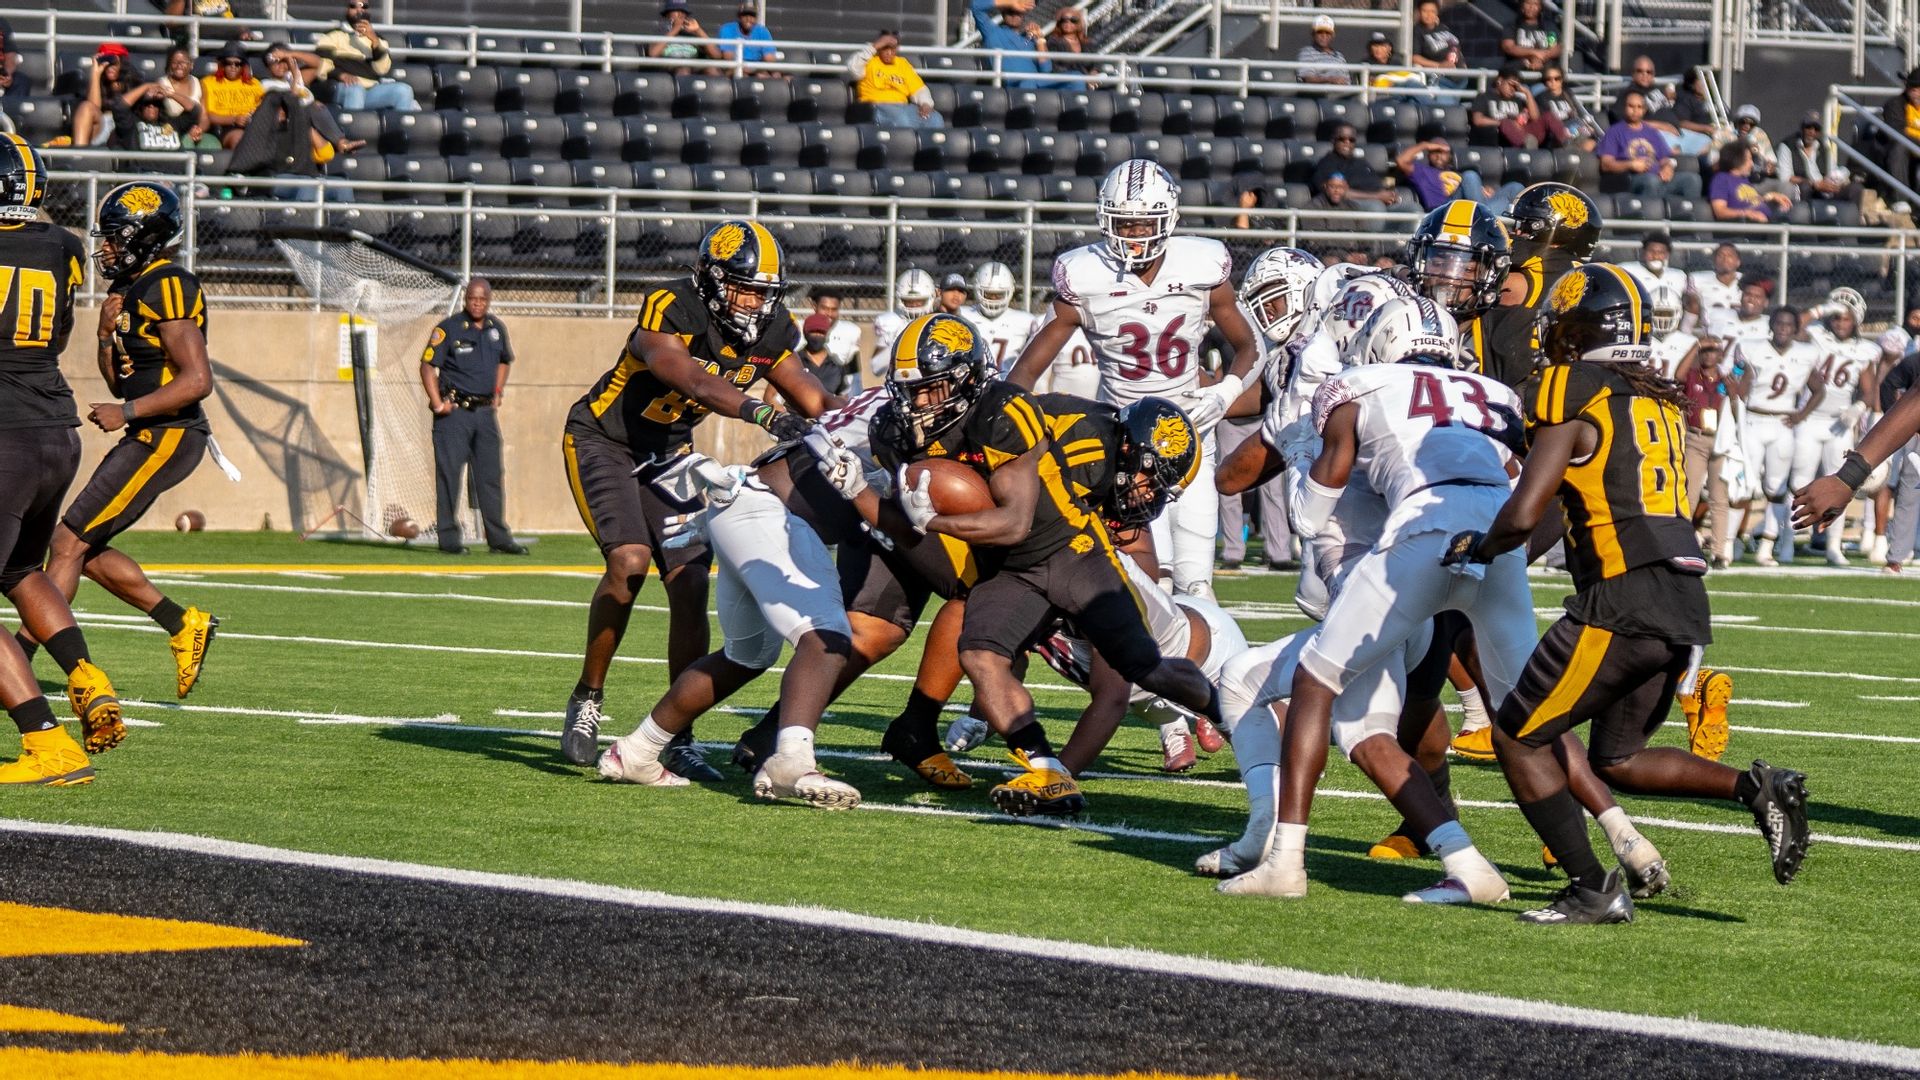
[1037,392,1122,516]
[1467,304,1542,389]
[1509,242,1577,310]
[1524,362,1703,590]
[107,258,209,432]
[566,278,796,459]
[0,222,87,430]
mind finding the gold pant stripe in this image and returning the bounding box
[83,427,185,534]
[561,434,599,543]
[1517,623,1614,739]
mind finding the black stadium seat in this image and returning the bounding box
[446,112,507,157]
[857,125,916,172]
[496,67,559,113]
[751,165,812,195]
[434,64,500,111]
[1266,97,1316,141]
[615,72,675,117]
[571,158,639,193]
[8,98,68,144]
[1019,131,1063,175]
[672,75,732,119]
[556,71,618,116]
[914,127,967,174]
[562,116,622,161]
[382,110,447,157]
[337,109,387,151]
[798,122,857,169]
[501,113,567,159]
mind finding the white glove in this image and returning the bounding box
[1274,416,1322,474]
[661,509,709,550]
[896,464,938,534]
[696,463,749,509]
[803,427,868,500]
[1177,373,1242,432]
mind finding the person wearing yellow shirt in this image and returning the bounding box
[1879,68,1920,191]
[845,29,944,129]
[201,41,264,149]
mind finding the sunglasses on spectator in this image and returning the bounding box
[221,57,246,66]
[1633,65,1654,73]
[1060,15,1081,22]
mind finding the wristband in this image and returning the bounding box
[121,401,135,424]
[737,399,773,428]
[1835,450,1873,491]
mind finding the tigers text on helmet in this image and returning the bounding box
[1537,264,1655,365]
[1505,182,1601,262]
[693,220,785,343]
[1650,285,1683,334]
[1111,397,1200,531]
[1406,199,1511,319]
[1239,246,1324,345]
[1098,159,1181,271]
[896,268,936,317]
[884,312,991,453]
[0,134,48,224]
[91,180,184,280]
[971,261,1017,317]
[1322,273,1418,363]
[1351,296,1463,368]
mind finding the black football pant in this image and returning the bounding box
[433,406,513,552]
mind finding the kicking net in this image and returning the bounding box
[275,232,465,541]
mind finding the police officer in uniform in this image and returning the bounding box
[420,278,524,555]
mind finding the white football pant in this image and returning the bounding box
[707,480,852,670]
[1149,437,1219,599]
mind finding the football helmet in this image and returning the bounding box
[1406,199,1512,319]
[1350,296,1462,368]
[896,268,936,317]
[92,180,183,280]
[694,219,785,343]
[0,134,47,224]
[1110,396,1200,530]
[1301,262,1373,334]
[1650,285,1683,334]
[1238,246,1325,345]
[1505,182,1602,262]
[1537,264,1655,365]
[1322,273,1418,362]
[884,312,990,452]
[972,260,1017,317]
[1825,285,1866,330]
[1098,159,1181,271]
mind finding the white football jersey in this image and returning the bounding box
[962,304,1041,374]
[1705,309,1767,348]
[1650,329,1697,382]
[1051,236,1233,408]
[1735,338,1821,415]
[1313,364,1519,545]
[1688,270,1742,318]
[1052,554,1248,709]
[1040,322,1101,398]
[870,312,912,377]
[1273,329,1343,432]
[1622,260,1687,300]
[1806,332,1876,418]
[811,385,890,466]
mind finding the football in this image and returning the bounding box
[388,517,421,540]
[905,458,995,515]
[174,509,206,532]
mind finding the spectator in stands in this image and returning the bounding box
[651,0,724,75]
[1598,89,1703,199]
[1500,0,1562,72]
[229,82,350,200]
[1395,138,1525,215]
[314,2,418,112]
[1732,105,1777,175]
[1877,69,1920,191]
[0,16,18,90]
[1306,174,1382,239]
[263,41,326,92]
[1046,7,1101,87]
[1231,180,1270,229]
[1532,63,1598,149]
[848,30,944,129]
[1657,67,1720,158]
[1410,0,1465,90]
[110,82,201,153]
[1609,56,1674,126]
[1296,14,1350,87]
[72,42,143,148]
[154,47,212,143]
[1471,64,1570,149]
[799,314,853,395]
[1779,112,1858,203]
[1313,123,1402,208]
[717,4,781,74]
[1709,141,1792,223]
[1364,31,1396,67]
[202,41,264,150]
[970,0,1056,90]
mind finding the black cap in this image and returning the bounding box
[1642,228,1672,246]
[940,273,968,290]
[1369,31,1391,44]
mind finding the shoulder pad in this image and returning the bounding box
[634,282,703,335]
[1524,362,1610,427]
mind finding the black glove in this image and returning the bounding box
[1440,530,1492,567]
[1484,401,1529,457]
[764,409,812,443]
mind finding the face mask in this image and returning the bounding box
[806,335,828,351]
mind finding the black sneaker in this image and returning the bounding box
[1745,759,1810,884]
[489,542,531,555]
[561,694,603,766]
[730,716,778,775]
[662,730,724,782]
[1518,868,1634,925]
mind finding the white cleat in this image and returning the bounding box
[1869,534,1889,564]
[1618,835,1670,899]
[1403,871,1510,905]
[752,751,862,809]
[1216,858,1308,898]
[1826,546,1849,568]
[944,714,990,754]
[1754,548,1779,567]
[1195,846,1259,878]
[596,739,689,787]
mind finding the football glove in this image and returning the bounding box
[741,400,812,443]
[661,510,709,550]
[1274,416,1322,474]
[896,465,938,534]
[802,427,868,500]
[1439,530,1492,567]
[944,714,990,754]
[1176,373,1242,432]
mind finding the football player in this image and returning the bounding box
[31,180,217,709]
[559,221,837,776]
[962,261,1039,374]
[1007,159,1261,600]
[1687,241,1744,332]
[1647,285,1696,381]
[1029,291,1100,398]
[1795,288,1876,565]
[1733,305,1825,565]
[1704,279,1771,348]
[1795,352,1920,534]
[0,138,123,784]
[1619,229,1688,310]
[1219,247,1323,573]
[1447,264,1810,923]
[1404,200,1530,386]
[1501,182,1599,309]
[870,268,936,378]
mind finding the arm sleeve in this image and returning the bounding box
[845,46,873,82]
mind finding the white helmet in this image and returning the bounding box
[972,260,1017,317]
[1350,296,1463,369]
[1238,246,1325,345]
[1098,159,1181,271]
[1301,262,1373,338]
[1826,285,1866,329]
[1650,285,1683,335]
[896,268,936,317]
[1323,273,1418,362]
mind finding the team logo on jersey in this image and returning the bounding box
[117,185,163,216]
[1070,534,1094,554]
[1151,414,1191,458]
[927,318,974,354]
[707,222,746,260]
[1546,189,1589,228]
[1550,270,1587,313]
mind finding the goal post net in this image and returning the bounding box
[272,227,467,542]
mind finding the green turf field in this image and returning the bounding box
[9,532,1919,1048]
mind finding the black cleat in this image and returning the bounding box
[561,694,603,766]
[730,718,778,775]
[1745,759,1810,884]
[1518,868,1635,925]
[662,730,724,782]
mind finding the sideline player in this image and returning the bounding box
[1733,305,1824,565]
[0,139,122,784]
[32,180,217,704]
[870,268,936,377]
[559,221,835,775]
[1796,288,1875,565]
[1008,159,1261,599]
[962,261,1039,374]
[1029,293,1099,398]
[1448,265,1810,923]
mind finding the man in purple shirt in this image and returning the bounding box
[1393,138,1524,214]
[1597,89,1702,199]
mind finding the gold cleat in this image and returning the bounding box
[1368,834,1423,859]
[0,727,96,786]
[1450,726,1496,762]
[170,607,219,699]
[1688,669,1731,762]
[66,661,123,754]
[907,751,973,790]
[1542,844,1559,869]
[988,749,1084,818]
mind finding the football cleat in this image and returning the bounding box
[1195,845,1260,878]
[752,752,862,810]
[169,607,218,698]
[1519,868,1634,925]
[1159,722,1197,773]
[943,714,990,754]
[1216,855,1308,898]
[1754,548,1779,567]
[1403,870,1510,905]
[1617,834,1670,899]
[881,722,972,789]
[561,694,604,765]
[1826,541,1849,567]
[1450,726,1496,761]
[988,749,1084,817]
[1745,759,1810,885]
[0,727,95,786]
[595,738,689,787]
[662,730,724,782]
[1369,833,1426,860]
[1541,844,1559,869]
[66,661,123,755]
[1688,669,1731,762]
[731,716,779,775]
[1193,713,1227,754]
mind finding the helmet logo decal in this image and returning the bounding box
[1545,190,1588,227]
[1151,414,1191,458]
[927,318,974,354]
[118,185,163,216]
[708,222,746,261]
[1550,270,1588,313]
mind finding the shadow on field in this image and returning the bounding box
[1806,800,1920,841]
[374,724,582,778]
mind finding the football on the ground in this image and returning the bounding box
[174,509,206,532]
[905,459,995,515]
[389,517,421,540]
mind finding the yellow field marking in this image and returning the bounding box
[0,1049,1226,1079]
[0,902,305,958]
[0,1005,124,1034]
[143,564,612,575]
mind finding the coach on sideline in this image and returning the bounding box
[420,278,527,555]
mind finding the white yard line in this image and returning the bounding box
[1861,695,1920,702]
[1731,699,1808,708]
[1730,725,1920,745]
[50,692,458,726]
